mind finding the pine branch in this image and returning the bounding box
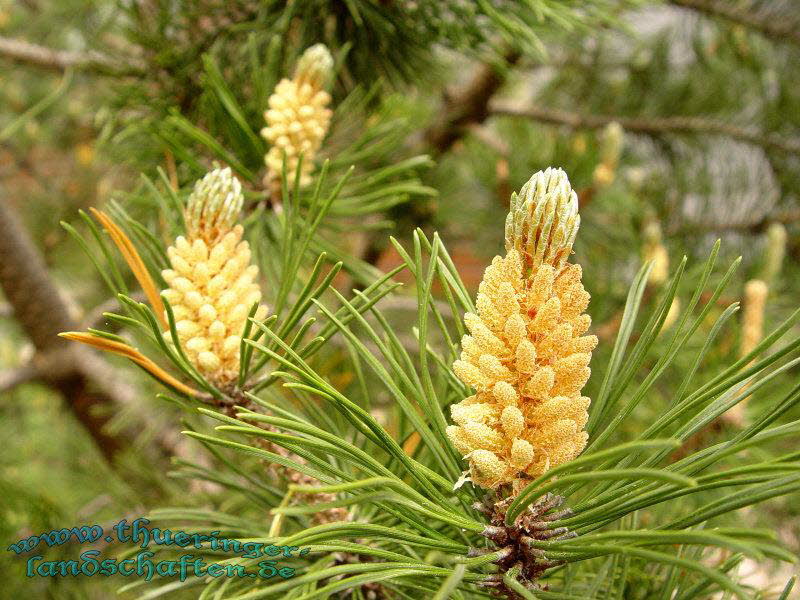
[671,0,800,47]
[350,52,521,288]
[0,363,39,394]
[0,197,134,461]
[0,200,78,353]
[73,350,186,460]
[425,51,521,154]
[0,35,145,76]
[667,208,800,235]
[490,103,800,155]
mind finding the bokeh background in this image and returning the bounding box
[1,1,799,597]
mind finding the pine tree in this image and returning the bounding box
[1,1,799,598]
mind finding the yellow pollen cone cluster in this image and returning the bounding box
[446,168,597,491]
[161,167,268,385]
[261,44,333,192]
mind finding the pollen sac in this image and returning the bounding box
[510,439,534,470]
[261,44,333,193]
[162,169,269,386]
[469,450,509,489]
[500,406,524,438]
[446,168,596,492]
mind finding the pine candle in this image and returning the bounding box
[161,167,268,386]
[261,44,333,193]
[447,168,597,492]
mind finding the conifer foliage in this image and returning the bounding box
[1,1,800,599]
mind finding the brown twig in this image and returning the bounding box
[0,363,39,394]
[350,52,522,291]
[490,104,800,155]
[425,51,521,155]
[671,0,800,47]
[0,199,78,353]
[667,209,800,236]
[73,349,188,459]
[0,35,145,76]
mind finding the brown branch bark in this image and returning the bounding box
[425,51,521,154]
[671,0,800,47]
[0,201,78,352]
[0,35,144,76]
[0,363,39,393]
[0,198,126,461]
[667,209,800,236]
[349,52,522,293]
[490,104,800,155]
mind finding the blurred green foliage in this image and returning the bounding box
[1,0,799,597]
